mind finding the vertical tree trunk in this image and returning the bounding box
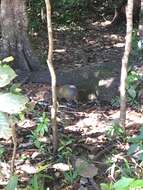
[120,0,133,128]
[138,0,143,43]
[0,0,42,71]
[45,0,58,154]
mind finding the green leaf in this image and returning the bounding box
[0,65,17,87]
[100,183,113,190]
[5,175,18,190]
[0,112,12,139]
[138,152,143,161]
[139,127,143,135]
[0,93,28,114]
[113,177,135,190]
[130,179,143,188]
[127,144,139,155]
[2,56,14,63]
[127,86,136,99]
[10,84,22,94]
[30,174,39,190]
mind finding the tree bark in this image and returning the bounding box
[45,0,58,154]
[0,0,42,71]
[138,0,143,42]
[120,0,133,128]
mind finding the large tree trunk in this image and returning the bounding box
[0,0,43,71]
[138,0,143,41]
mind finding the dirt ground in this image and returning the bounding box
[1,17,143,189]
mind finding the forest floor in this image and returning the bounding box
[1,18,143,189]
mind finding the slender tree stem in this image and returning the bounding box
[120,0,133,128]
[45,0,58,154]
[11,124,17,175]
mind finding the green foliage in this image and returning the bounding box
[128,30,143,105]
[27,0,45,32]
[130,29,143,61]
[127,127,143,161]
[0,65,16,88]
[58,136,74,161]
[100,182,113,190]
[0,93,28,114]
[101,177,143,190]
[112,32,143,107]
[0,112,12,139]
[28,174,45,190]
[111,69,141,108]
[1,56,14,64]
[27,0,90,27]
[64,168,79,185]
[5,175,18,190]
[114,177,143,190]
[29,112,49,152]
[36,112,49,136]
[106,154,136,179]
[9,84,22,94]
[0,145,5,159]
[28,173,53,190]
[131,30,138,51]
[29,131,46,152]
[126,69,140,107]
[53,0,88,24]
[120,159,134,177]
[111,96,120,108]
[0,57,28,140]
[127,70,139,89]
[106,123,125,139]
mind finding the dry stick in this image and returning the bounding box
[45,0,58,154]
[11,124,17,175]
[120,0,133,128]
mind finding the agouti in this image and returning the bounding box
[56,85,78,101]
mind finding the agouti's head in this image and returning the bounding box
[56,85,78,101]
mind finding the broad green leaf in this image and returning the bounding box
[2,56,14,63]
[139,127,143,135]
[127,144,139,155]
[5,175,18,190]
[127,87,136,99]
[128,136,142,143]
[130,179,143,188]
[0,93,28,114]
[30,175,39,190]
[100,183,113,190]
[0,65,17,87]
[138,152,143,161]
[114,177,135,190]
[0,112,12,139]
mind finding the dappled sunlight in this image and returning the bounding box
[0,0,142,189]
[98,78,114,88]
[113,42,125,47]
[65,111,110,135]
